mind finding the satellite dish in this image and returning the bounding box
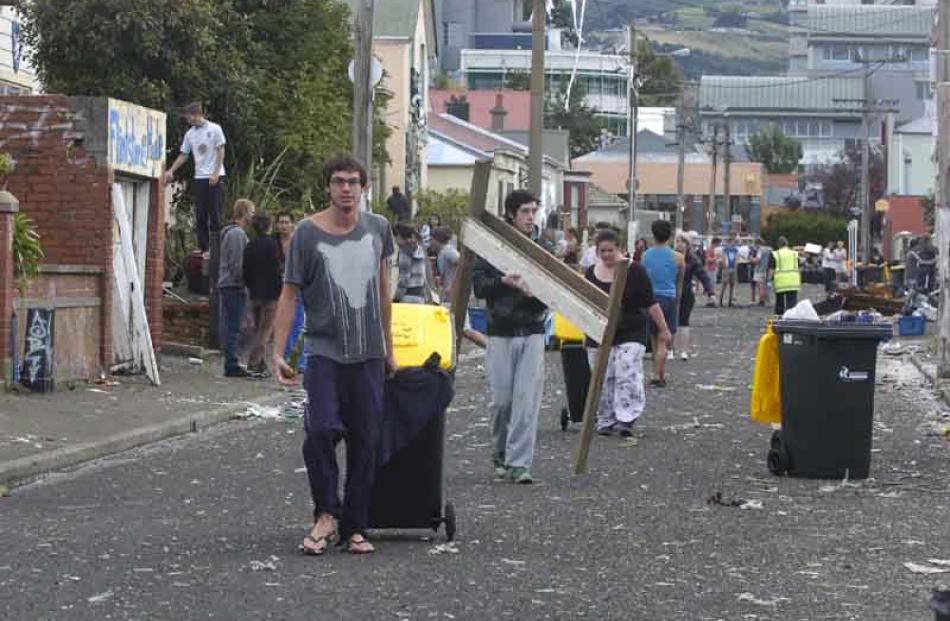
[348,57,384,87]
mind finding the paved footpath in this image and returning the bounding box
[1,304,949,620]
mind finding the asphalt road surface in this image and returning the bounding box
[2,305,949,620]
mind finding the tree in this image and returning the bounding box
[635,38,683,106]
[762,211,848,248]
[415,189,470,234]
[745,125,803,174]
[545,83,607,159]
[23,0,255,162]
[504,70,532,91]
[22,0,376,209]
[814,145,885,218]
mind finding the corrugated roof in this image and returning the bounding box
[897,114,934,135]
[699,76,864,112]
[429,113,527,155]
[342,0,421,38]
[804,5,933,37]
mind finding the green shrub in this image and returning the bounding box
[12,212,43,291]
[762,211,848,248]
[414,189,470,234]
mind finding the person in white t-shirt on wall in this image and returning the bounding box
[164,102,227,257]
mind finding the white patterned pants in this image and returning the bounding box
[587,342,647,430]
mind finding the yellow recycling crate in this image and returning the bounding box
[391,303,455,370]
[552,313,585,344]
[750,323,782,425]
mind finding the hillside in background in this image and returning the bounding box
[581,0,790,77]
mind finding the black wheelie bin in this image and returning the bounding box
[369,356,457,541]
[559,342,591,431]
[768,320,892,480]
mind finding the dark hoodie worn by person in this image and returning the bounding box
[472,247,547,337]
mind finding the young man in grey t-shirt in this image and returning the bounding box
[273,154,395,556]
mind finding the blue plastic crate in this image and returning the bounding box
[468,307,487,334]
[898,315,926,337]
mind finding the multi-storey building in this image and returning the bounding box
[788,2,934,124]
[460,47,629,135]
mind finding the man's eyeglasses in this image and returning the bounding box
[330,177,362,188]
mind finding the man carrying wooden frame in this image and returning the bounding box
[472,190,548,484]
[451,160,631,476]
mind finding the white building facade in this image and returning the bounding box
[0,8,38,94]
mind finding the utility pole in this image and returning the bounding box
[675,90,687,233]
[937,0,950,377]
[723,113,732,235]
[706,122,720,235]
[528,0,545,199]
[352,0,376,172]
[627,22,640,246]
[860,60,872,264]
[834,58,900,264]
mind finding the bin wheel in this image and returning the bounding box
[443,502,456,542]
[770,430,782,450]
[560,407,569,431]
[768,445,790,476]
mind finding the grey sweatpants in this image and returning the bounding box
[486,334,546,471]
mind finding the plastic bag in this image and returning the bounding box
[750,325,782,425]
[782,299,820,321]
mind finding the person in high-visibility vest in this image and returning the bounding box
[768,236,802,316]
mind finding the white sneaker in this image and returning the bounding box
[680,352,689,361]
[667,351,674,361]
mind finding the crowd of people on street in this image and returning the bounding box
[162,106,839,556]
[158,89,936,559]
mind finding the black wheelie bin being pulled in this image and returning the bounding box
[768,320,892,480]
[369,355,457,541]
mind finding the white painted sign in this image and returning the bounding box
[107,98,167,179]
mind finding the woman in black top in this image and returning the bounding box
[675,235,714,361]
[585,230,672,435]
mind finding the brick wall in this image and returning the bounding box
[0,95,113,371]
[144,172,166,348]
[0,95,166,382]
[162,301,210,347]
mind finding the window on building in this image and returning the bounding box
[910,47,929,62]
[916,81,934,100]
[823,45,851,61]
[778,118,831,138]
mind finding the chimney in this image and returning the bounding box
[490,92,507,131]
[445,94,470,122]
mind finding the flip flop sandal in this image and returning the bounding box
[345,535,376,555]
[301,531,338,556]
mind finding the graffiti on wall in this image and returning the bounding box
[108,98,167,179]
[20,308,54,393]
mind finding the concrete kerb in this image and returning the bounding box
[908,352,950,406]
[0,392,291,487]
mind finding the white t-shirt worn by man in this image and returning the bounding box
[181,120,227,179]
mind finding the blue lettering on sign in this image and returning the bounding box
[109,107,166,174]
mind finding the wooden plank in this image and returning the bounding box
[133,181,150,283]
[478,213,609,313]
[574,258,631,475]
[38,264,105,275]
[112,184,161,386]
[461,217,608,341]
[111,196,134,365]
[14,297,101,311]
[451,160,492,353]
